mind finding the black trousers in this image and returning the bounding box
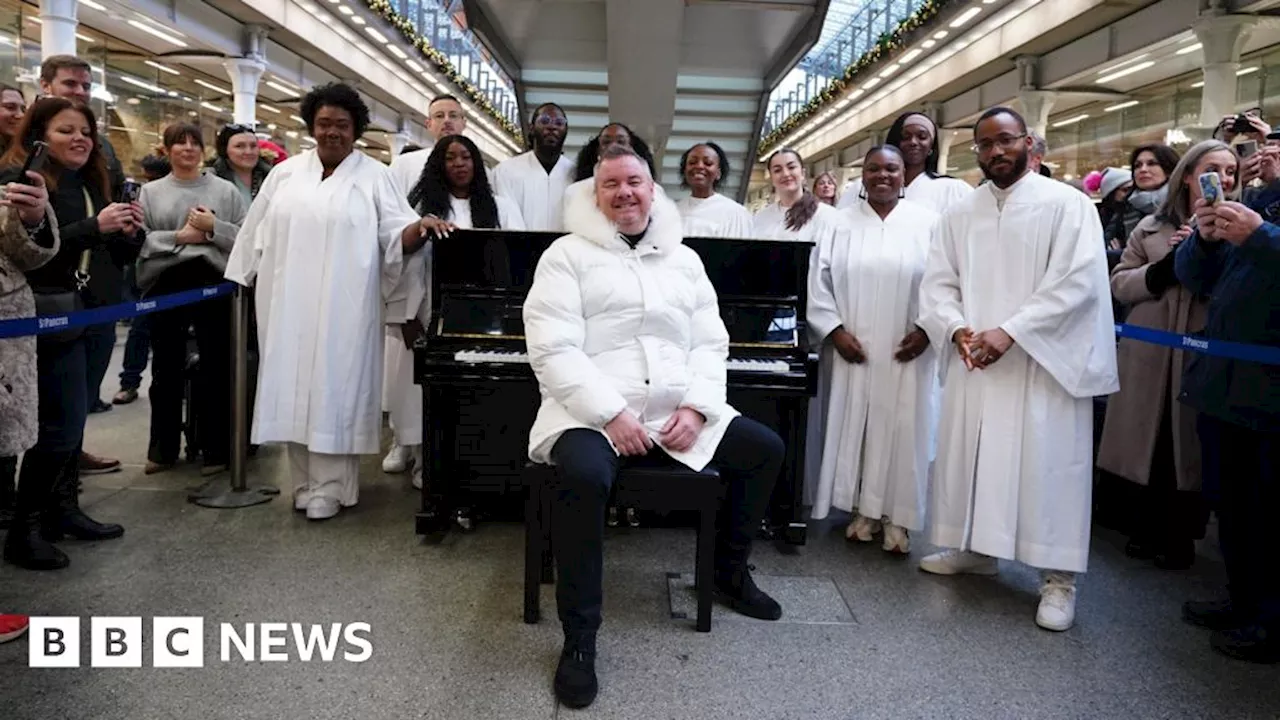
[147,286,231,466]
[548,415,783,636]
[1198,414,1280,628]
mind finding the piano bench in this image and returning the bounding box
[523,460,726,633]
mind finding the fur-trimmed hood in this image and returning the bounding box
[562,178,683,254]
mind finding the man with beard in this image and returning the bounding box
[493,102,575,231]
[916,106,1118,632]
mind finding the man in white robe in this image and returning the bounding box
[225,88,427,520]
[388,94,466,193]
[492,103,575,232]
[916,107,1118,632]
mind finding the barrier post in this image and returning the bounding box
[190,285,279,508]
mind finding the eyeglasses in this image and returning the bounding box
[534,115,567,128]
[971,133,1027,154]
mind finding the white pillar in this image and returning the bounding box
[1194,13,1256,130]
[39,0,78,59]
[224,58,265,126]
[935,129,957,175]
[1017,90,1058,139]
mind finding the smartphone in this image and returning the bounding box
[1237,139,1259,158]
[18,140,48,179]
[1199,172,1223,205]
[120,178,141,204]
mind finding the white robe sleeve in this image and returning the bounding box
[999,192,1116,398]
[524,243,630,427]
[224,163,284,287]
[679,257,730,424]
[497,195,526,231]
[726,202,753,238]
[373,165,420,301]
[916,213,967,350]
[807,227,843,343]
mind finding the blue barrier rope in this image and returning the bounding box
[0,282,237,339]
[1115,323,1280,365]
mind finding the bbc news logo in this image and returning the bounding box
[28,618,373,667]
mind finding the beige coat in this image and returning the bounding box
[1097,215,1206,490]
[0,204,59,456]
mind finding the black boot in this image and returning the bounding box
[714,543,782,621]
[42,451,123,542]
[554,632,598,709]
[3,451,69,570]
[0,455,16,530]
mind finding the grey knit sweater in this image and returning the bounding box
[137,171,247,292]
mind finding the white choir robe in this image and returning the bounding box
[676,193,754,238]
[916,172,1118,573]
[750,201,847,508]
[225,149,420,507]
[389,144,495,201]
[492,150,575,232]
[807,199,939,527]
[837,172,972,216]
[381,194,526,448]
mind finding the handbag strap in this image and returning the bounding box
[73,186,96,289]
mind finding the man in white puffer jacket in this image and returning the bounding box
[524,145,785,709]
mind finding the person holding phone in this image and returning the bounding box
[136,123,247,478]
[1176,148,1280,664]
[0,97,139,571]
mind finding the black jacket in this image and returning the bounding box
[1,165,141,303]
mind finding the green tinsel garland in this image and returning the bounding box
[759,0,962,154]
[363,0,522,140]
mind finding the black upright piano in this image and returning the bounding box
[413,229,818,545]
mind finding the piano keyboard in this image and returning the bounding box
[452,350,790,375]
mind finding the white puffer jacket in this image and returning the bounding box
[524,180,739,470]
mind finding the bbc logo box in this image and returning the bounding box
[29,617,205,668]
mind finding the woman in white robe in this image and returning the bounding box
[675,142,753,238]
[224,83,430,521]
[382,135,526,489]
[752,149,848,510]
[808,147,938,553]
[836,112,971,216]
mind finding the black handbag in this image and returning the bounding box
[33,188,95,343]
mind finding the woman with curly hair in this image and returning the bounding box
[224,82,436,521]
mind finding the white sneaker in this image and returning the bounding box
[1036,576,1077,632]
[845,514,881,542]
[305,498,341,521]
[382,445,411,474]
[918,549,999,576]
[411,464,424,490]
[882,523,910,554]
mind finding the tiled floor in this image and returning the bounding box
[2,329,1277,719]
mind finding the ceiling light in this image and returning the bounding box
[144,60,180,76]
[1096,61,1155,84]
[1191,80,1205,88]
[898,49,922,63]
[1104,100,1139,112]
[878,63,899,78]
[356,139,368,147]
[201,102,223,113]
[1097,54,1151,77]
[351,17,366,25]
[76,33,94,43]
[259,104,279,114]
[290,115,305,123]
[338,5,354,14]
[933,30,948,40]
[365,27,388,43]
[863,77,881,89]
[1238,66,1259,76]
[126,98,141,105]
[286,130,298,138]
[121,76,164,93]
[1176,43,1202,55]
[922,39,936,49]
[949,7,981,28]
[406,60,423,72]
[80,0,106,9]
[266,80,297,96]
[1052,114,1089,128]
[195,79,231,94]
[127,20,188,47]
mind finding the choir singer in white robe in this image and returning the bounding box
[224,83,434,521]
[675,142,753,238]
[492,103,574,232]
[916,107,1118,632]
[808,146,937,554]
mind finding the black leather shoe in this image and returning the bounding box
[554,638,598,709]
[714,568,782,621]
[1182,599,1238,632]
[4,525,69,570]
[1211,625,1280,664]
[45,507,124,542]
